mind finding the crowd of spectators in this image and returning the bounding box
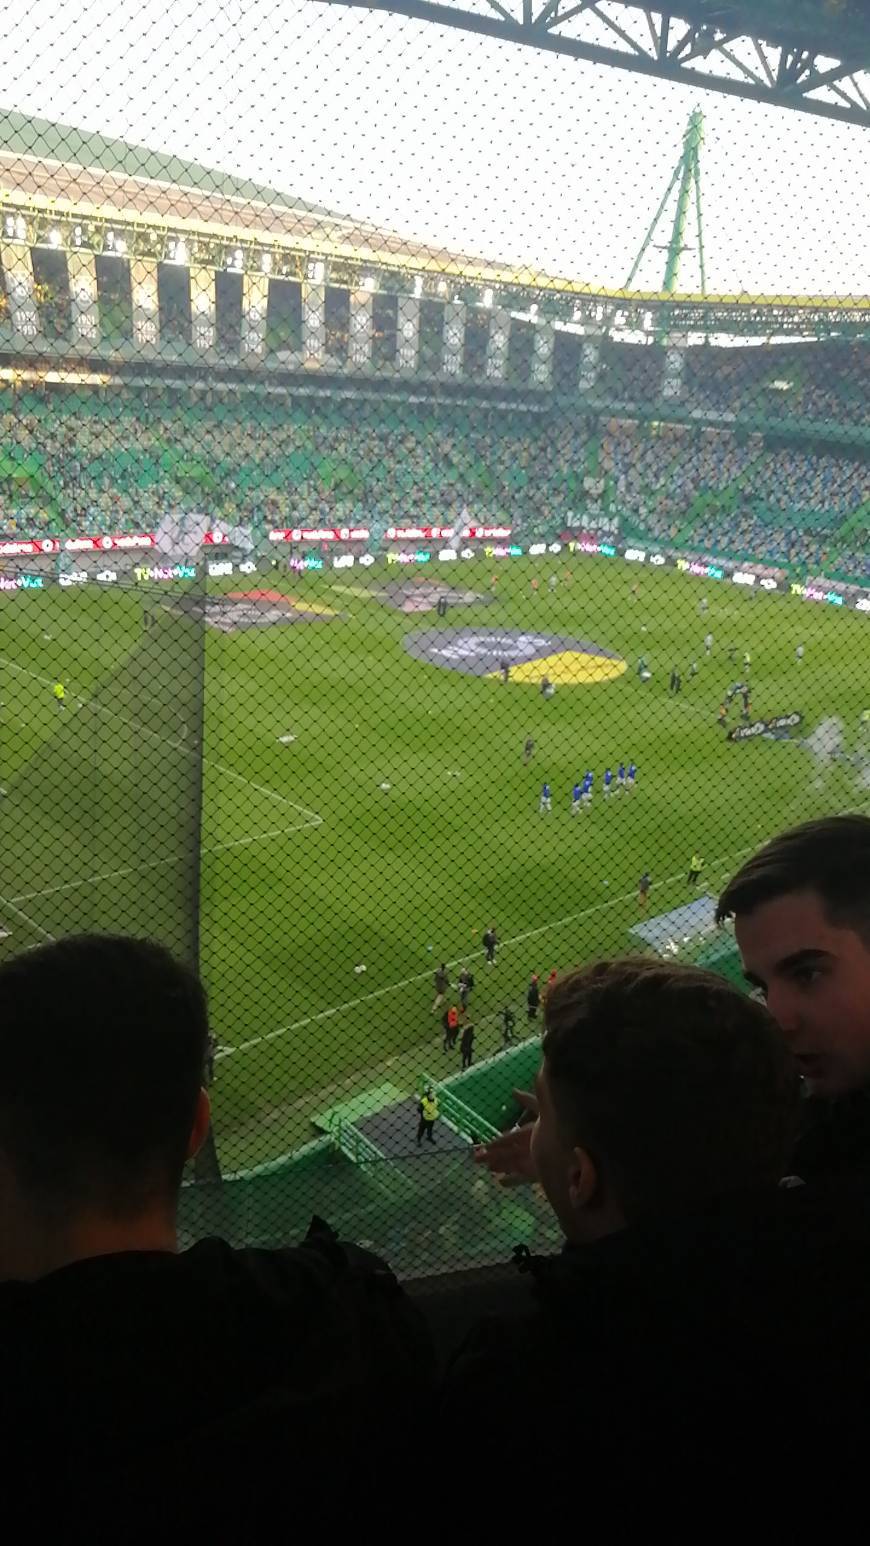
[602,423,868,575]
[592,341,869,428]
[679,342,869,427]
[4,815,870,1515]
[0,387,867,580]
[0,392,587,542]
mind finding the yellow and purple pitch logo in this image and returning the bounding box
[403,628,626,685]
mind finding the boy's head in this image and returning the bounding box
[532,958,798,1243]
[0,935,210,1274]
[717,816,870,1095]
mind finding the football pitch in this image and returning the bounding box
[1,554,868,1170]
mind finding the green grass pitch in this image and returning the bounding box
[0,554,867,1169]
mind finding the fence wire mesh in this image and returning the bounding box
[0,0,867,1272]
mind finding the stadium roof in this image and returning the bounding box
[325,0,870,128]
[0,109,867,324]
[0,109,359,226]
[0,109,511,277]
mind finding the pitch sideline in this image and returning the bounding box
[217,842,755,1061]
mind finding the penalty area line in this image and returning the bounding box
[0,655,322,824]
[217,843,754,1061]
[8,818,321,905]
[0,894,55,942]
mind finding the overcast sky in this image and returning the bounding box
[1,0,867,294]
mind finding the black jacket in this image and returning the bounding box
[791,1087,870,1183]
[443,1185,870,1478]
[1,1219,432,1520]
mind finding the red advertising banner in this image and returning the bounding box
[462,525,512,539]
[386,525,455,540]
[268,527,371,544]
[0,533,155,556]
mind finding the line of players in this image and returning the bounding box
[539,761,638,813]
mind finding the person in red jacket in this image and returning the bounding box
[442,1005,459,1052]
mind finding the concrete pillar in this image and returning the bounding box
[531,323,555,388]
[348,289,373,369]
[442,300,465,377]
[66,250,100,346]
[578,334,602,392]
[662,342,686,400]
[241,273,269,358]
[190,266,216,354]
[397,295,420,372]
[302,281,325,365]
[485,307,510,382]
[1,245,40,341]
[130,258,159,350]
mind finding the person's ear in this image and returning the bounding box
[567,1145,600,1213]
[187,1087,211,1159]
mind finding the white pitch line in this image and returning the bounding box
[8,819,320,904]
[217,843,754,1061]
[0,894,55,942]
[0,655,323,825]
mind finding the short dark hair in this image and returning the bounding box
[716,815,870,930]
[0,935,208,1220]
[542,958,798,1221]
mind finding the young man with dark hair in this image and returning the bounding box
[717,814,870,1180]
[451,959,870,1472]
[0,936,430,1508]
[474,958,798,1225]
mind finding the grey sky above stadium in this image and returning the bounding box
[1,0,866,294]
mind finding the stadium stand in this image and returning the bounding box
[1,386,868,580]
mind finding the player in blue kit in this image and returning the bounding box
[540,782,552,813]
[627,761,637,791]
[603,768,613,800]
[581,772,593,810]
[616,762,626,792]
[571,781,582,816]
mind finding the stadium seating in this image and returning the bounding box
[0,390,586,541]
[0,387,867,582]
[603,423,869,574]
